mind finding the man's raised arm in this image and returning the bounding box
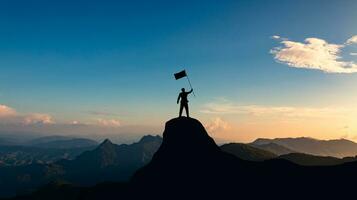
[188,89,193,94]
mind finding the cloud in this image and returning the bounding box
[205,118,231,133]
[350,53,357,56]
[0,104,121,128]
[0,104,54,125]
[201,101,348,119]
[24,113,54,125]
[271,35,288,41]
[0,105,17,117]
[271,36,357,73]
[71,120,80,125]
[96,118,121,127]
[346,35,357,45]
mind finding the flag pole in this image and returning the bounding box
[186,74,196,97]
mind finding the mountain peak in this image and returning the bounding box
[156,117,220,157]
[132,117,240,185]
[134,117,220,165]
[139,135,162,143]
[100,139,113,146]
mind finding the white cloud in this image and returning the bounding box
[205,118,231,133]
[271,36,357,73]
[96,118,121,127]
[350,53,357,56]
[346,35,357,45]
[0,104,54,125]
[270,35,288,41]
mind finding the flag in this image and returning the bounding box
[174,70,187,80]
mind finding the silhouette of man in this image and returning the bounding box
[177,88,193,117]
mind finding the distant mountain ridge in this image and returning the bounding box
[53,135,162,185]
[251,137,357,158]
[250,142,296,155]
[0,136,99,167]
[220,143,357,166]
[0,135,162,198]
[0,145,95,166]
[27,136,99,149]
[221,143,277,161]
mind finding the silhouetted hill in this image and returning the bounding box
[278,153,344,166]
[250,142,296,155]
[278,153,357,166]
[9,180,83,200]
[252,137,357,157]
[221,143,277,161]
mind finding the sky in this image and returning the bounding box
[1,0,357,143]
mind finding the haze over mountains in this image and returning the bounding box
[0,136,98,166]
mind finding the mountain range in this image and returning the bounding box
[0,135,162,198]
[220,143,277,161]
[5,117,357,199]
[251,137,357,157]
[56,135,162,185]
[249,142,296,155]
[3,120,357,199]
[0,136,99,167]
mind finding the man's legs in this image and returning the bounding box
[179,104,183,117]
[184,104,189,118]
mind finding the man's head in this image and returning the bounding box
[181,88,185,92]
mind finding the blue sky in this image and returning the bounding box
[1,0,357,142]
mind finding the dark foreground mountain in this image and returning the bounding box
[252,137,357,158]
